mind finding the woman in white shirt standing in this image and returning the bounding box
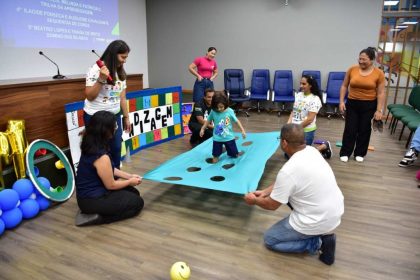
[84,40,131,169]
[287,75,332,159]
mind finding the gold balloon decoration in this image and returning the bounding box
[0,120,29,188]
[6,120,28,180]
[0,132,11,189]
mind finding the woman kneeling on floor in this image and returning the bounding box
[75,110,144,226]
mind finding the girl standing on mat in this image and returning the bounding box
[287,75,332,159]
[200,92,246,163]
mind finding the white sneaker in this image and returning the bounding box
[340,156,348,162]
[355,156,364,162]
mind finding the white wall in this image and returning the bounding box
[146,0,383,91]
[0,0,149,87]
[0,0,384,91]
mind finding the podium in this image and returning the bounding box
[0,74,143,148]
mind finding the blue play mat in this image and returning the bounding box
[143,131,280,194]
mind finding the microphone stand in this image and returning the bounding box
[39,51,66,79]
[91,49,101,58]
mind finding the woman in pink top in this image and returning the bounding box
[189,47,218,102]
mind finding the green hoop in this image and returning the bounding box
[26,139,75,202]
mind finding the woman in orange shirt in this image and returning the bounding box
[339,47,385,163]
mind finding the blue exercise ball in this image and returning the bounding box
[37,177,51,190]
[0,219,5,236]
[36,196,50,211]
[2,208,23,229]
[0,189,20,211]
[12,179,34,200]
[19,199,40,219]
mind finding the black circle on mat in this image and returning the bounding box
[210,176,225,182]
[206,158,215,164]
[242,141,253,146]
[222,163,235,170]
[187,167,201,172]
[164,176,182,181]
[238,151,245,156]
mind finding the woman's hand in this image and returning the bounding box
[98,65,109,82]
[131,174,142,180]
[339,102,346,113]
[374,110,382,121]
[123,117,131,133]
[199,129,205,137]
[128,176,142,187]
[197,75,203,81]
[242,130,246,139]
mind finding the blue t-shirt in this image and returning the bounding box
[76,151,113,199]
[207,108,238,142]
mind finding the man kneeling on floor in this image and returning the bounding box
[244,123,344,265]
[188,88,214,146]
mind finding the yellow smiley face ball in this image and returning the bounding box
[170,261,191,280]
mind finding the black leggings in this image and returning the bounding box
[77,187,144,224]
[340,99,377,158]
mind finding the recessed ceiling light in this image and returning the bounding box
[384,1,399,5]
[395,25,408,28]
[389,28,401,31]
[401,21,418,25]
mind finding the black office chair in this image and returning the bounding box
[224,69,250,117]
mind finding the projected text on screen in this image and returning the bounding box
[0,0,119,50]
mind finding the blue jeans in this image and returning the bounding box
[264,215,321,254]
[410,126,420,151]
[193,78,213,103]
[304,130,316,146]
[83,111,123,169]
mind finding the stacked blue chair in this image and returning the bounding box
[272,70,295,116]
[249,69,271,112]
[224,69,251,117]
[325,72,346,119]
